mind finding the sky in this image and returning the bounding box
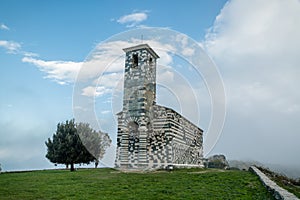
[0,0,300,172]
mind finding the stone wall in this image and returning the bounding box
[249,166,299,200]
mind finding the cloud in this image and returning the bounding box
[0,23,9,30]
[205,0,300,62]
[175,34,196,57]
[0,40,40,58]
[203,0,300,166]
[22,57,82,85]
[23,52,39,57]
[19,38,176,92]
[117,12,148,27]
[0,40,39,57]
[182,48,195,57]
[101,110,111,114]
[78,39,176,98]
[81,86,112,97]
[0,40,21,54]
[204,0,300,114]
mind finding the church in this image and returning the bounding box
[115,44,204,170]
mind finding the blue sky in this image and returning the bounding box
[1,0,300,172]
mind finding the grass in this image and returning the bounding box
[0,168,274,200]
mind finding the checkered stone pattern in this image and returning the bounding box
[115,44,204,170]
[152,105,203,168]
[147,129,173,168]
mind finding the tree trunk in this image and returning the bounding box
[70,163,75,172]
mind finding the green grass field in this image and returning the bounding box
[0,168,274,199]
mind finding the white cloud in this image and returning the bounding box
[22,57,82,85]
[182,48,195,57]
[175,34,196,57]
[94,72,123,91]
[81,86,97,96]
[101,110,111,114]
[23,51,39,57]
[117,12,148,27]
[0,40,21,54]
[80,71,124,98]
[78,39,176,97]
[204,0,300,114]
[175,34,189,48]
[19,38,176,92]
[0,40,40,57]
[0,23,9,30]
[81,86,112,97]
[157,67,174,83]
[205,0,300,63]
[204,0,300,166]
[156,65,205,125]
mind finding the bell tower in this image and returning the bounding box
[115,44,159,169]
[122,44,159,115]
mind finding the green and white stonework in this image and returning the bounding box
[115,44,204,170]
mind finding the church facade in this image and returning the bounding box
[115,44,203,170]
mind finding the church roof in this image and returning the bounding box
[123,44,160,59]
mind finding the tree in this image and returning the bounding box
[76,122,111,168]
[206,154,229,169]
[45,119,111,171]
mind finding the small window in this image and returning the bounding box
[132,54,138,67]
[149,57,153,63]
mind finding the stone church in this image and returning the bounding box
[115,44,203,170]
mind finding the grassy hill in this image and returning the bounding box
[0,168,274,199]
